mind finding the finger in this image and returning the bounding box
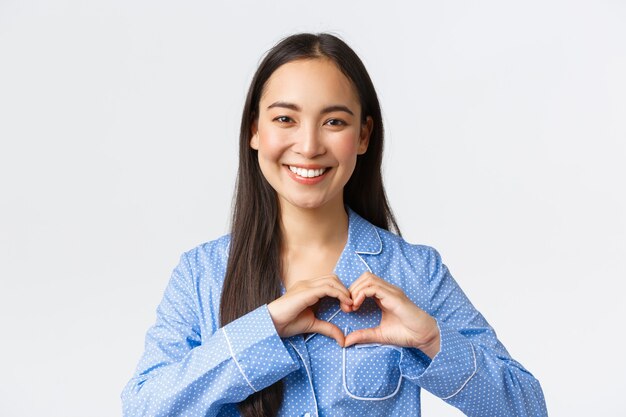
[313,273,344,287]
[309,319,345,347]
[344,327,383,347]
[317,285,354,307]
[351,283,380,308]
[339,300,353,313]
[309,279,352,305]
[349,274,393,303]
[348,278,373,309]
[350,272,398,296]
[323,278,354,312]
[318,275,352,299]
[299,283,352,307]
[313,273,341,281]
[348,271,377,293]
[286,274,343,292]
[352,284,395,311]
[306,283,351,313]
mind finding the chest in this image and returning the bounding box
[293,297,407,412]
[281,246,344,288]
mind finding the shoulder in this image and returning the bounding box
[182,234,231,266]
[175,234,232,287]
[158,235,231,333]
[348,208,443,278]
[373,226,444,279]
[376,227,435,257]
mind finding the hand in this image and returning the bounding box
[344,272,441,359]
[267,274,353,347]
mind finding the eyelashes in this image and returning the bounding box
[325,118,346,127]
[272,116,348,127]
[274,115,294,124]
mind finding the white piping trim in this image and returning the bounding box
[342,332,404,401]
[355,253,373,273]
[441,343,477,400]
[355,343,402,352]
[288,340,319,416]
[221,327,258,392]
[354,228,382,255]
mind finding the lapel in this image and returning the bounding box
[335,207,382,283]
[311,207,383,326]
[286,333,311,365]
[284,209,386,370]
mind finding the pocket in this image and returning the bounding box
[342,343,403,400]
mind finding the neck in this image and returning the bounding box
[279,199,349,250]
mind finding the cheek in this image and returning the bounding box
[333,133,361,163]
[257,132,289,162]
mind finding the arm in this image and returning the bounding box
[121,253,299,417]
[401,248,548,417]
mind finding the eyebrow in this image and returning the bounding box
[267,101,354,116]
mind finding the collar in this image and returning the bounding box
[346,207,382,255]
[305,208,383,335]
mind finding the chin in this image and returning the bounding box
[292,200,326,210]
[283,196,329,210]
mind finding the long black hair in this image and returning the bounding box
[220,33,400,417]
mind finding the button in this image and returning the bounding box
[304,413,311,417]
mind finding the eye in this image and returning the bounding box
[325,118,347,127]
[273,115,294,124]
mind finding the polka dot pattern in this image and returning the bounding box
[121,208,547,416]
[343,343,403,399]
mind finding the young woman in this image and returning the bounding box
[122,33,547,417]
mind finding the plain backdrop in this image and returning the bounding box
[1,1,625,416]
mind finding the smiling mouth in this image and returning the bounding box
[287,166,329,178]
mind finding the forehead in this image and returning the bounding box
[260,58,360,109]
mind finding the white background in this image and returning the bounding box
[1,1,625,416]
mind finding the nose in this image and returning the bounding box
[293,124,325,159]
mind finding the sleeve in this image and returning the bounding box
[400,248,548,417]
[121,253,300,417]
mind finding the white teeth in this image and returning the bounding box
[289,166,327,178]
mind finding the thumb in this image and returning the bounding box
[344,327,383,347]
[309,319,345,347]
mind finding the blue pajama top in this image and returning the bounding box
[122,208,547,416]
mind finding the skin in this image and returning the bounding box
[251,58,441,359]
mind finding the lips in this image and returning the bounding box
[288,166,328,178]
[284,164,331,184]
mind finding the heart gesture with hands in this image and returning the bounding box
[267,271,441,359]
[267,274,354,347]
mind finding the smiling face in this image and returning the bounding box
[250,58,372,212]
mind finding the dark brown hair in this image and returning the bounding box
[219,33,400,417]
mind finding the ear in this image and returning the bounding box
[250,119,259,150]
[357,116,373,155]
